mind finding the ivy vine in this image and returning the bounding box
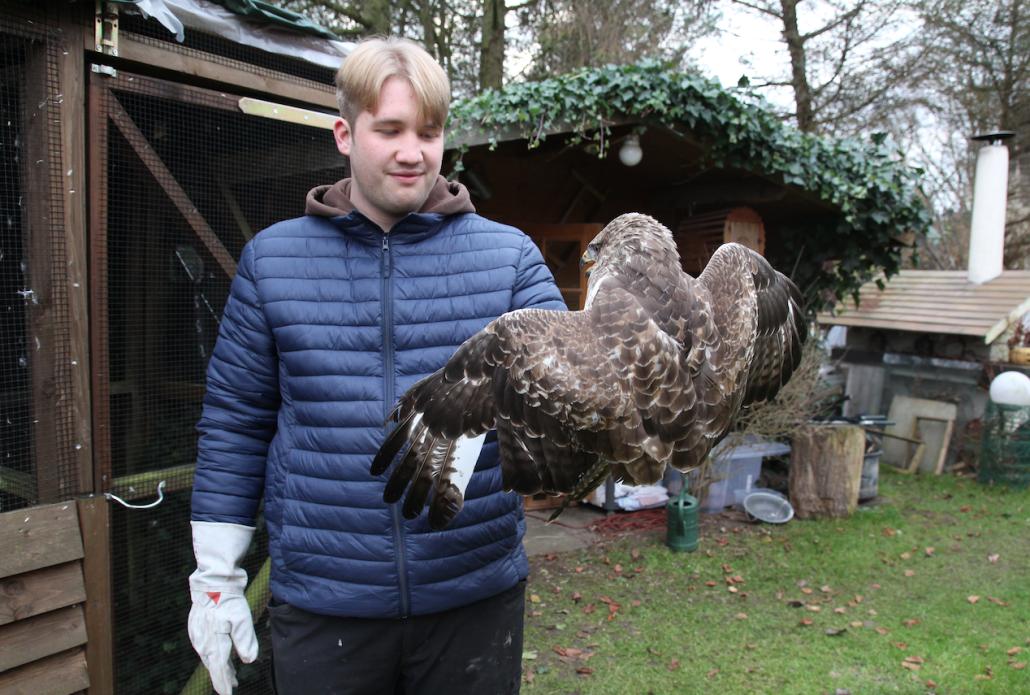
[448,59,932,310]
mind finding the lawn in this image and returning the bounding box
[522,469,1030,694]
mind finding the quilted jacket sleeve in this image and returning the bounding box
[191,241,280,525]
[510,234,567,312]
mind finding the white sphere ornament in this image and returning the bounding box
[988,371,1030,407]
[618,135,643,167]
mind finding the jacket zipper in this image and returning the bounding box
[381,234,410,617]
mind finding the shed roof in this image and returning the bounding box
[818,270,1030,344]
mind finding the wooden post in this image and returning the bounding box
[789,424,866,519]
[59,13,93,496]
[23,37,55,504]
[77,497,114,695]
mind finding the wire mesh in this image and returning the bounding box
[97,70,346,694]
[978,400,1030,489]
[0,13,78,512]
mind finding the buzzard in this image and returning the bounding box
[372,213,806,528]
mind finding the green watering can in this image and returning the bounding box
[666,487,700,552]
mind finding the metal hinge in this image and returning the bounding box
[92,0,118,76]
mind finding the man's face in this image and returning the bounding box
[333,76,444,232]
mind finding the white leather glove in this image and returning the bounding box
[188,521,258,695]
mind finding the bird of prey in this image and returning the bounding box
[371,213,806,529]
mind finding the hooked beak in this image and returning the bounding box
[580,247,597,276]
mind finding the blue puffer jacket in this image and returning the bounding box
[192,178,564,618]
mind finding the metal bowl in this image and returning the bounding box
[743,491,794,523]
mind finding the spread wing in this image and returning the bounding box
[698,243,806,407]
[371,285,700,528]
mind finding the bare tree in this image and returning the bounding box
[514,0,717,80]
[729,0,924,134]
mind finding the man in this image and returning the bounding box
[187,37,564,695]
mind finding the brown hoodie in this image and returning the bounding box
[305,175,475,220]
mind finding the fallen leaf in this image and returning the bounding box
[807,605,822,612]
[868,609,878,616]
[904,569,916,577]
[987,554,999,564]
[598,595,615,605]
[787,600,804,608]
[870,583,881,590]
[728,586,739,594]
[523,650,538,660]
[575,566,584,573]
[902,655,925,671]
[799,617,814,626]
[903,619,919,627]
[876,627,890,636]
[1011,662,1027,670]
[900,552,912,560]
[987,596,1009,606]
[530,610,543,617]
[894,642,908,650]
[801,587,814,595]
[667,658,680,671]
[883,527,897,537]
[705,580,718,587]
[850,621,864,628]
[925,547,935,557]
[825,627,847,637]
[967,595,980,604]
[925,679,937,688]
[571,591,582,603]
[631,547,641,560]
[575,666,593,676]
[960,505,971,512]
[614,564,623,574]
[583,603,595,614]
[1007,647,1022,656]
[854,595,864,603]
[545,553,557,561]
[834,607,847,614]
[631,599,641,607]
[706,668,720,679]
[722,563,733,573]
[735,612,748,620]
[821,585,833,593]
[530,594,541,604]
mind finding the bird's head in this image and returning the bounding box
[581,213,679,279]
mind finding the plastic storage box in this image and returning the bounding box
[700,437,791,513]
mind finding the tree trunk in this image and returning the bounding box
[479,0,506,90]
[789,424,865,518]
[779,0,815,132]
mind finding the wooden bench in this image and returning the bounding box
[0,499,112,694]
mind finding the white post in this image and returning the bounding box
[968,136,1011,284]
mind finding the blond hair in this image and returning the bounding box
[335,37,450,127]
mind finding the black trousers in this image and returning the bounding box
[269,580,525,695]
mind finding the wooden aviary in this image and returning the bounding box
[789,424,866,518]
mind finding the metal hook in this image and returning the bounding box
[105,480,166,509]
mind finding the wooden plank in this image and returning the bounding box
[58,14,94,496]
[844,305,997,322]
[107,96,237,278]
[77,497,114,695]
[0,605,87,672]
[818,315,988,336]
[0,648,90,695]
[87,77,112,496]
[0,562,85,626]
[0,503,83,579]
[98,31,338,110]
[23,37,54,504]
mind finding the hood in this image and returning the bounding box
[305,175,475,220]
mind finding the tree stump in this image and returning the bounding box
[789,424,866,519]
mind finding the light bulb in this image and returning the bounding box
[618,135,642,167]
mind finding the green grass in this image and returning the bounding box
[522,470,1030,694]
